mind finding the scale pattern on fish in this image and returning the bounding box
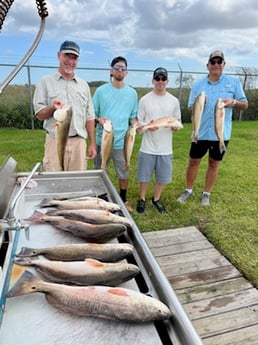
[54,105,73,170]
[24,210,127,242]
[101,119,113,170]
[13,258,139,286]
[16,243,134,262]
[6,270,172,322]
[191,91,206,143]
[215,98,226,154]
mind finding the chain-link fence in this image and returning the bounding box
[0,62,258,129]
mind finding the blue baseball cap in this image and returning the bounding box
[59,41,80,56]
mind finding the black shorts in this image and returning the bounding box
[189,140,229,161]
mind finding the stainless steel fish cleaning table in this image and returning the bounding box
[0,156,203,345]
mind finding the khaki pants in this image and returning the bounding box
[43,134,87,171]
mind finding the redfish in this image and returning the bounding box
[215,98,226,154]
[101,119,113,170]
[16,243,134,262]
[191,91,206,143]
[54,105,72,170]
[46,208,132,228]
[37,197,121,212]
[6,270,172,322]
[13,258,139,286]
[124,124,136,171]
[24,210,127,242]
[138,117,183,132]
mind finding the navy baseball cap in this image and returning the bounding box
[59,41,80,56]
[111,56,127,67]
[153,67,168,78]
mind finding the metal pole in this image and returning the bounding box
[26,64,35,129]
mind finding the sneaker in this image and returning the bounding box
[136,199,146,213]
[177,190,193,203]
[200,192,210,206]
[150,198,166,213]
[124,201,134,213]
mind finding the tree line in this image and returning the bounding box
[0,83,257,129]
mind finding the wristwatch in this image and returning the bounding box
[231,99,237,108]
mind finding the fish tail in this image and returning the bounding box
[191,135,198,143]
[14,257,34,266]
[6,270,41,298]
[219,142,226,154]
[37,198,53,208]
[16,247,38,257]
[23,210,45,223]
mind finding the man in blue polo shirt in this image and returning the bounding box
[177,51,248,206]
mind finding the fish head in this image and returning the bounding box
[54,105,72,122]
[103,120,112,132]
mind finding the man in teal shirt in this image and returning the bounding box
[93,56,138,212]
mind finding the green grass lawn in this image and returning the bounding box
[1,122,258,287]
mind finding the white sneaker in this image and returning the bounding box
[201,192,210,206]
[177,190,193,203]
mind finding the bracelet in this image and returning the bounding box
[231,99,237,108]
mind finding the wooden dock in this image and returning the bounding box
[143,226,258,345]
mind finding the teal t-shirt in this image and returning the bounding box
[93,83,138,149]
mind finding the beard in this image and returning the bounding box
[113,74,124,82]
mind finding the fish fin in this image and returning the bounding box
[85,258,104,267]
[107,288,128,296]
[23,210,45,222]
[37,198,53,208]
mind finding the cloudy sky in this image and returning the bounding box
[1,0,258,86]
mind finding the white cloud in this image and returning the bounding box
[2,0,258,69]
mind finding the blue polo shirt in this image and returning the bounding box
[188,74,247,140]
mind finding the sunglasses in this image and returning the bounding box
[112,65,127,71]
[154,76,167,81]
[209,59,223,65]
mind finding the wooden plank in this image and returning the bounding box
[183,289,258,320]
[144,227,258,345]
[176,277,253,303]
[169,266,242,289]
[202,324,258,345]
[156,250,231,277]
[156,248,229,266]
[143,227,205,247]
[193,306,258,338]
[148,239,213,257]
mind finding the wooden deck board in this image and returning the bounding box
[143,226,258,345]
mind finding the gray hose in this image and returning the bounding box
[0,0,48,94]
[0,0,15,31]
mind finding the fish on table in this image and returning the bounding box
[46,208,133,228]
[16,243,134,262]
[37,197,121,212]
[13,258,139,286]
[191,91,206,143]
[101,119,113,170]
[124,124,136,171]
[6,270,172,322]
[24,210,127,242]
[54,105,73,171]
[215,98,226,154]
[137,117,183,132]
